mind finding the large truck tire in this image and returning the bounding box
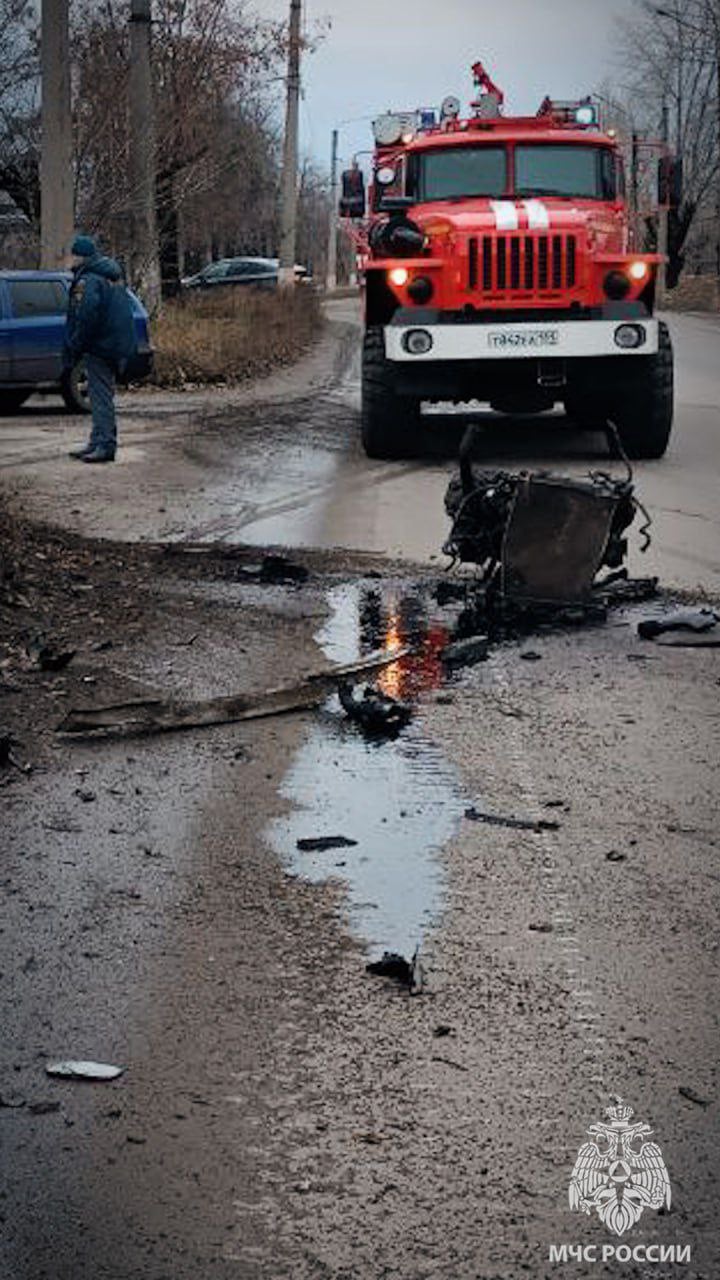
[610,321,674,459]
[361,326,421,459]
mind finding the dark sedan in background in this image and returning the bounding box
[0,270,153,413]
[180,256,310,291]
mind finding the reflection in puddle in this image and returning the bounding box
[269,582,464,959]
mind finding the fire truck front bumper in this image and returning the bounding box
[384,318,659,363]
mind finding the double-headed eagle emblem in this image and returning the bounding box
[569,1099,671,1236]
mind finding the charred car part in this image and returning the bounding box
[443,424,651,605]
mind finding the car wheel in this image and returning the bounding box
[0,390,30,414]
[61,361,91,413]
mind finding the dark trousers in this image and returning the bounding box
[86,354,117,455]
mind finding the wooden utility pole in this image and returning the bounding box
[129,0,161,310]
[40,0,74,267]
[325,128,338,292]
[278,0,301,288]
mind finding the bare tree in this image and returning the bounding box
[0,0,40,227]
[609,0,719,283]
[71,0,286,290]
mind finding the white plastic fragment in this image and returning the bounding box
[45,1060,125,1080]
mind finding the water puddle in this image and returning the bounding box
[268,581,465,959]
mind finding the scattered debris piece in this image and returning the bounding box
[258,554,309,585]
[367,952,412,982]
[28,1100,61,1115]
[606,850,627,863]
[74,788,96,803]
[57,646,412,739]
[678,1085,711,1108]
[26,635,76,672]
[126,1133,147,1144]
[296,835,358,853]
[434,580,468,605]
[520,651,542,662]
[174,632,199,647]
[232,554,310,585]
[366,945,424,994]
[45,1060,125,1081]
[638,608,718,641]
[353,1131,387,1145]
[431,1055,469,1072]
[464,807,560,833]
[338,682,412,736]
[528,922,554,933]
[433,1025,454,1038]
[440,635,489,669]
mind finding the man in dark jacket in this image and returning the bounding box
[64,234,136,464]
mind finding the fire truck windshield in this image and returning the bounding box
[408,143,617,202]
[410,147,507,201]
[515,145,616,199]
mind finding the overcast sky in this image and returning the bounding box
[257,0,636,170]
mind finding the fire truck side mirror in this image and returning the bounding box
[340,169,366,219]
[658,154,683,209]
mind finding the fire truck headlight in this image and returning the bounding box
[629,260,649,281]
[614,323,646,349]
[407,276,434,303]
[402,328,433,355]
[389,267,409,287]
[603,269,631,300]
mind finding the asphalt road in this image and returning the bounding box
[1,302,719,1280]
[2,301,719,592]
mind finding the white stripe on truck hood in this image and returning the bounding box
[522,199,551,229]
[489,200,519,230]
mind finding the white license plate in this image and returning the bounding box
[485,328,560,350]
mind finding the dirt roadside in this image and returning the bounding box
[1,311,719,1280]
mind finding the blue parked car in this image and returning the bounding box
[0,269,153,414]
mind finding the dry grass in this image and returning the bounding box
[151,286,323,386]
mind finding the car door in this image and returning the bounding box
[244,261,278,290]
[0,281,11,382]
[8,277,69,382]
[201,262,231,288]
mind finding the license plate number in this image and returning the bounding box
[486,329,560,350]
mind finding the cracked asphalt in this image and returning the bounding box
[1,299,719,1279]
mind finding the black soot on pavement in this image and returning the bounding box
[268,582,465,960]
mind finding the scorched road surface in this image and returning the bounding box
[0,301,718,1280]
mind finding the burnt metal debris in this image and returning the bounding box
[338,682,412,737]
[464,807,560,833]
[443,425,653,614]
[296,835,358,853]
[366,945,425,994]
[638,608,719,646]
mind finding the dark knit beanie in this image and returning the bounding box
[71,234,97,258]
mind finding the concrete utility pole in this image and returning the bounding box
[129,0,161,311]
[657,101,669,303]
[278,0,301,288]
[40,0,74,268]
[325,128,338,293]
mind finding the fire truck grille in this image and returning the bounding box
[468,234,578,295]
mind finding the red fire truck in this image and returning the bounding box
[340,63,673,461]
